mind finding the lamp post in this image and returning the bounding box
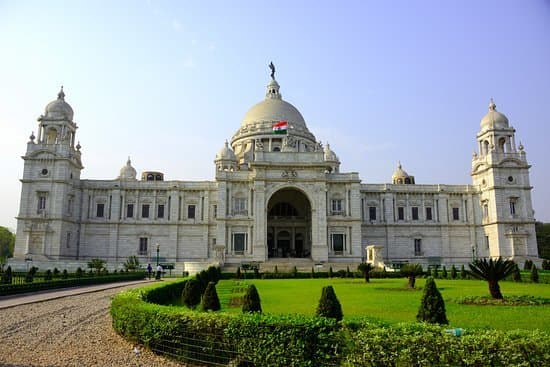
[156,243,160,267]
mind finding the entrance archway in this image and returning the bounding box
[267,188,311,258]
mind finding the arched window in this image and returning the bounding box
[46,128,58,144]
[498,137,506,153]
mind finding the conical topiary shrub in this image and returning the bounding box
[531,264,539,283]
[202,282,221,311]
[441,266,448,279]
[316,285,343,321]
[182,279,202,309]
[242,284,262,313]
[450,265,457,279]
[512,263,522,282]
[460,265,467,279]
[416,277,448,324]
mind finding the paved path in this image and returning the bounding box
[0,280,149,309]
[0,281,187,366]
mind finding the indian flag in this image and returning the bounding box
[272,120,288,134]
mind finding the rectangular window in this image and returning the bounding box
[509,200,516,216]
[67,197,73,215]
[369,207,376,221]
[332,199,343,214]
[452,207,460,221]
[142,204,150,218]
[483,204,489,219]
[188,205,196,219]
[233,233,246,254]
[66,232,71,248]
[414,239,422,256]
[139,237,148,255]
[485,235,490,249]
[157,204,164,218]
[412,207,419,220]
[213,205,217,218]
[426,207,433,221]
[398,207,404,221]
[96,203,105,218]
[332,234,345,253]
[38,195,47,212]
[234,198,247,215]
[127,204,134,218]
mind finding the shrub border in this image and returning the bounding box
[111,279,550,367]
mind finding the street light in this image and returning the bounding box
[156,243,160,267]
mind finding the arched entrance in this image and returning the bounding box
[267,188,311,258]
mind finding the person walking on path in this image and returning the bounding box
[155,264,163,280]
[146,263,152,279]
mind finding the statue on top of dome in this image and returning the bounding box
[269,61,275,80]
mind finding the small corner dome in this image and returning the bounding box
[324,143,339,162]
[118,157,137,180]
[480,99,509,130]
[216,141,237,161]
[44,87,74,121]
[392,162,410,181]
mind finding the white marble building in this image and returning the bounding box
[11,70,539,272]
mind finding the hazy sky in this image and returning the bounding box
[1,0,549,232]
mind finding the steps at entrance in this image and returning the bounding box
[222,260,361,274]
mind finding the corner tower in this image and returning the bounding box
[14,87,84,260]
[471,99,538,261]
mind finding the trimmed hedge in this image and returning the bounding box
[342,321,550,366]
[111,280,550,367]
[0,272,146,296]
[111,280,339,367]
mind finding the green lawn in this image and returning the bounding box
[215,278,550,332]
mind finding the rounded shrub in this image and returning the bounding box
[242,284,262,313]
[62,269,69,279]
[1,266,12,284]
[416,277,448,324]
[182,278,202,309]
[76,267,83,278]
[316,285,343,321]
[44,269,53,281]
[524,259,533,271]
[202,281,221,311]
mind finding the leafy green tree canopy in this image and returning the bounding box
[0,226,15,262]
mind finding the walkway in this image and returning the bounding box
[0,280,187,366]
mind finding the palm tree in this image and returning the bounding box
[467,257,516,299]
[357,263,375,282]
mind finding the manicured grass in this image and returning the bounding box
[215,278,550,332]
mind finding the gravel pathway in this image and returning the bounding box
[0,285,186,367]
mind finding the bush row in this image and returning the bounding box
[111,280,550,367]
[0,271,146,296]
[342,321,550,366]
[111,281,338,367]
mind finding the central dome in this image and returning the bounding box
[232,78,315,145]
[241,79,307,129]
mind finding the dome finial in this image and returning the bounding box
[269,61,275,80]
[398,161,402,169]
[58,86,65,100]
[489,98,496,111]
[127,156,131,165]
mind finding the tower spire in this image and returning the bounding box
[58,85,65,100]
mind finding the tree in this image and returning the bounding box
[542,259,550,270]
[202,282,221,311]
[357,263,374,283]
[182,279,202,309]
[206,266,221,284]
[531,264,539,283]
[242,284,262,313]
[87,258,106,274]
[450,265,457,279]
[123,256,140,271]
[523,259,533,271]
[316,285,343,321]
[467,257,516,299]
[417,277,448,324]
[236,267,241,280]
[431,266,439,279]
[400,264,424,288]
[1,266,12,284]
[44,269,53,281]
[62,269,69,279]
[0,226,15,263]
[535,221,550,259]
[328,267,333,278]
[512,263,522,282]
[441,266,448,279]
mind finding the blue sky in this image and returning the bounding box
[1,0,549,231]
